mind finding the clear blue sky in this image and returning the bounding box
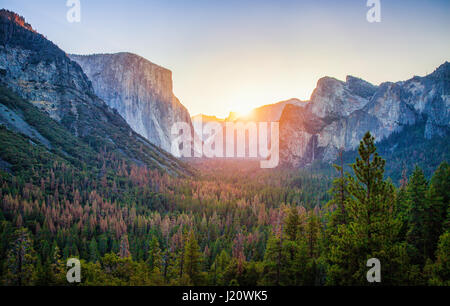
[2,0,450,118]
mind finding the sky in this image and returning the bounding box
[2,0,450,118]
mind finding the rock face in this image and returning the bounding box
[0,11,95,126]
[307,76,374,119]
[0,9,187,174]
[69,53,193,153]
[246,98,307,123]
[280,62,450,166]
[192,98,307,142]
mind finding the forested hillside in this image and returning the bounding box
[0,9,187,176]
[0,8,448,288]
[1,107,448,285]
[339,121,450,184]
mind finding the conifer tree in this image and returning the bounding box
[119,235,131,259]
[425,231,449,285]
[0,221,13,277]
[406,166,429,266]
[306,211,321,259]
[262,232,282,285]
[89,238,99,262]
[303,211,322,285]
[3,228,37,285]
[49,244,66,285]
[430,162,450,212]
[147,236,162,272]
[327,132,407,285]
[425,185,444,260]
[327,149,349,229]
[210,249,231,285]
[262,229,297,286]
[395,185,410,241]
[184,230,202,285]
[428,162,449,253]
[285,206,301,241]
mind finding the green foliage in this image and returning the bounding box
[147,236,162,272]
[425,232,450,285]
[284,206,302,241]
[0,93,447,287]
[340,122,450,184]
[184,231,202,285]
[326,132,410,285]
[406,166,430,266]
[2,228,37,285]
[326,162,349,231]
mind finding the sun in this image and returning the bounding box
[233,105,254,119]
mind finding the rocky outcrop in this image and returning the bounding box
[246,98,307,123]
[69,53,193,153]
[0,9,188,174]
[0,11,94,126]
[306,76,373,120]
[279,62,450,167]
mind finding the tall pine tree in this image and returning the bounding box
[184,230,202,285]
[406,166,429,266]
[3,228,37,285]
[327,132,408,285]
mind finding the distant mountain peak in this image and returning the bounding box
[192,114,224,122]
[345,75,373,86]
[226,111,240,122]
[435,61,450,71]
[0,9,36,33]
[315,76,343,89]
[428,61,450,79]
[345,75,378,99]
[70,52,171,74]
[0,10,188,174]
[280,61,449,167]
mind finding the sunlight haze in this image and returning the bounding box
[3,0,450,118]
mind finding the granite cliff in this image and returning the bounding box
[280,63,450,166]
[69,53,193,153]
[0,9,187,174]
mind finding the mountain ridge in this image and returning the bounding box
[279,61,450,166]
[0,9,189,175]
[189,61,449,169]
[69,52,193,154]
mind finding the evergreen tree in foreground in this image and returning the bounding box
[425,232,450,285]
[326,132,409,285]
